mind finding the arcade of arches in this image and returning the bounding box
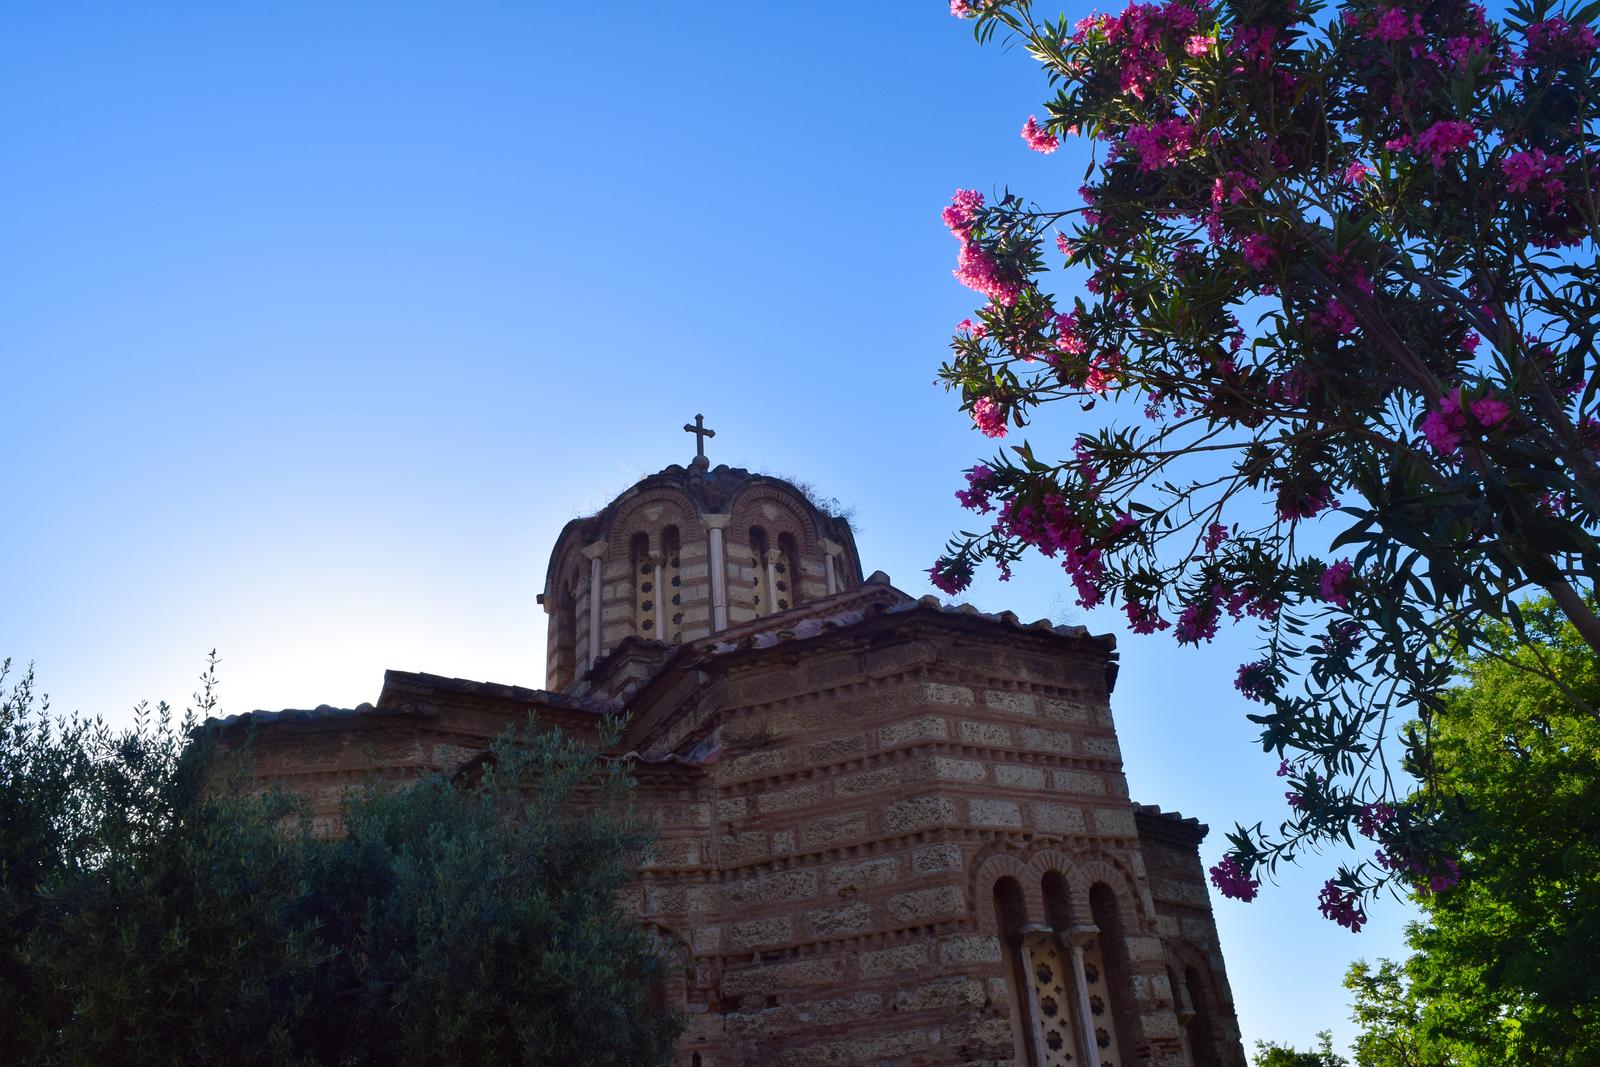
[210,454,1246,1067]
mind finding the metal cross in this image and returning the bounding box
[683,413,716,460]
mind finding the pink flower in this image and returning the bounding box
[1320,559,1355,608]
[1054,310,1088,356]
[1416,121,1476,168]
[1055,231,1073,256]
[1525,16,1600,58]
[1344,161,1372,183]
[1276,482,1338,521]
[941,189,986,239]
[1313,296,1358,336]
[1470,394,1510,428]
[953,242,1021,305]
[1021,115,1060,154]
[1123,598,1169,634]
[1174,585,1222,645]
[1276,759,1291,777]
[1241,233,1274,271]
[1083,350,1122,395]
[1186,34,1216,55]
[928,557,973,595]
[1318,880,1367,932]
[1501,148,1565,193]
[1371,7,1422,42]
[1203,522,1229,551]
[1209,856,1260,902]
[1234,660,1275,702]
[971,396,1007,438]
[1125,118,1196,171]
[1356,802,1395,839]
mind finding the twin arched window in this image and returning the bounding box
[993,874,1131,1067]
[748,526,802,617]
[631,527,684,642]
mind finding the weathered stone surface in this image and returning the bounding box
[886,885,966,924]
[968,798,1022,828]
[884,794,957,834]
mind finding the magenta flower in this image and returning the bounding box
[1525,16,1600,59]
[1125,118,1196,171]
[953,242,1021,305]
[1416,121,1476,168]
[1123,598,1169,634]
[1344,161,1372,183]
[1055,231,1073,256]
[928,557,973,596]
[1234,660,1275,702]
[941,188,985,239]
[1470,394,1510,428]
[971,396,1007,438]
[1186,34,1216,56]
[1241,233,1274,271]
[1209,856,1260,902]
[1317,880,1367,932]
[1319,559,1355,608]
[1371,7,1423,41]
[1501,148,1565,194]
[1021,115,1060,154]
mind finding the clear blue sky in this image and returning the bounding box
[0,2,1413,1055]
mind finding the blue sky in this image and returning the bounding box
[0,2,1414,1054]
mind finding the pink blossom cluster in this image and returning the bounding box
[1174,585,1223,644]
[1420,387,1510,454]
[1204,522,1229,551]
[1355,802,1396,839]
[1344,160,1372,183]
[1275,481,1338,521]
[971,396,1008,438]
[1371,6,1423,42]
[1021,115,1061,154]
[1501,148,1566,195]
[1376,847,1460,896]
[1124,598,1170,634]
[954,464,1000,513]
[1125,118,1196,171]
[941,188,985,239]
[996,494,1106,607]
[1415,120,1476,168]
[1083,350,1123,395]
[943,190,1023,306]
[1209,856,1260,902]
[1054,309,1089,357]
[1319,559,1355,608]
[1070,0,1206,100]
[1241,233,1274,270]
[1234,659,1275,702]
[1318,880,1367,932]
[928,557,974,596]
[1185,34,1215,55]
[1311,296,1358,336]
[1524,16,1600,59]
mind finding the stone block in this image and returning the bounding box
[1033,802,1087,835]
[807,735,866,763]
[772,829,796,855]
[880,716,949,747]
[825,855,901,893]
[984,689,1039,716]
[1051,769,1106,795]
[720,831,769,865]
[722,955,845,996]
[1082,735,1122,760]
[930,756,986,782]
[920,682,975,706]
[759,782,825,814]
[807,900,873,937]
[893,975,986,1012]
[959,720,1013,746]
[995,764,1046,789]
[835,765,902,797]
[799,809,869,850]
[778,1028,929,1067]
[912,842,964,874]
[969,797,1022,828]
[1018,725,1074,754]
[938,933,1002,964]
[726,747,798,780]
[761,868,820,902]
[857,942,929,978]
[885,794,957,834]
[716,796,748,821]
[886,884,965,924]
[1042,697,1091,723]
[1091,806,1138,836]
[731,915,793,949]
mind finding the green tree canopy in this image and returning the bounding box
[0,657,683,1066]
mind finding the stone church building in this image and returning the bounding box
[217,437,1247,1067]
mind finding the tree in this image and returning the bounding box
[0,657,683,1066]
[1346,600,1600,1063]
[934,0,1600,918]
[1253,1030,1350,1067]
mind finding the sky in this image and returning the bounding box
[0,2,1415,1055]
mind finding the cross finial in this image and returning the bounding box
[683,413,716,467]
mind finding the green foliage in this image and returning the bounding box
[1253,1030,1350,1067]
[1344,599,1600,1064]
[0,657,683,1066]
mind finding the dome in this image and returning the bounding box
[538,461,862,691]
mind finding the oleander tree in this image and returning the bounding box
[933,0,1599,924]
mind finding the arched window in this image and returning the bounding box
[1031,872,1081,1067]
[553,574,579,689]
[748,526,770,616]
[1184,965,1221,1067]
[776,532,801,611]
[662,525,683,642]
[631,532,656,639]
[993,877,1040,1067]
[1086,883,1133,1067]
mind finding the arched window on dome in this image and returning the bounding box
[553,572,579,689]
[631,532,657,639]
[775,532,801,611]
[748,526,770,617]
[1085,883,1134,1067]
[993,877,1041,1067]
[662,525,683,642]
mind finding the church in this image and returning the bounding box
[215,422,1248,1067]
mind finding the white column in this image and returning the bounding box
[652,553,665,640]
[1067,926,1100,1067]
[763,548,781,614]
[821,537,843,595]
[703,514,730,631]
[583,540,607,668]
